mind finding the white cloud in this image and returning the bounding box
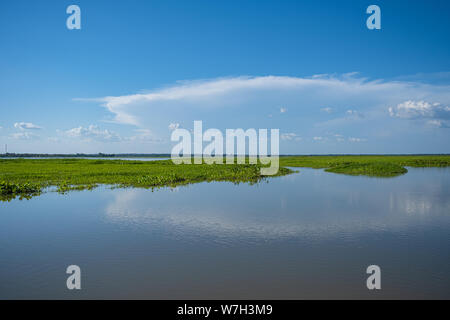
[348,137,367,143]
[321,107,333,113]
[64,125,121,142]
[388,100,450,128]
[333,134,345,142]
[313,136,324,141]
[10,132,39,140]
[126,129,164,143]
[426,119,450,128]
[89,75,440,127]
[77,74,450,151]
[345,109,363,118]
[168,123,180,130]
[14,122,42,130]
[389,100,450,119]
[281,133,301,141]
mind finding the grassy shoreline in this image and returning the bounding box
[280,155,450,177]
[0,158,291,201]
[1,155,449,201]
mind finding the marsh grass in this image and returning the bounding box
[1,155,449,200]
[0,158,291,200]
[0,181,42,201]
[280,155,450,177]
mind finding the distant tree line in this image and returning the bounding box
[0,153,171,158]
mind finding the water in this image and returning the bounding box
[1,167,449,299]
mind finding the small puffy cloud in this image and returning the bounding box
[281,133,301,141]
[280,107,287,113]
[321,107,333,113]
[10,132,39,140]
[168,123,180,130]
[14,122,43,130]
[64,125,121,142]
[346,109,360,116]
[348,137,367,143]
[313,136,324,141]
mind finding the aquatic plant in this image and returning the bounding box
[0,159,292,200]
[280,155,450,177]
[1,155,448,200]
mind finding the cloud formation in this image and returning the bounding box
[72,74,450,153]
[281,133,301,141]
[348,137,367,143]
[10,132,39,140]
[389,100,450,127]
[64,125,121,142]
[87,75,450,129]
[168,123,180,130]
[126,129,163,143]
[14,122,42,130]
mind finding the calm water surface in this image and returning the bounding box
[1,167,449,299]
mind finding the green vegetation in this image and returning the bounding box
[1,155,449,201]
[0,181,42,201]
[280,155,450,177]
[0,158,291,201]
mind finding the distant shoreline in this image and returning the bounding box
[1,153,449,158]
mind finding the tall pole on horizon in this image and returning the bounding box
[5,144,7,154]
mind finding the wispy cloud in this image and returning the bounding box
[281,133,301,141]
[125,129,164,143]
[73,74,450,153]
[345,109,364,118]
[348,137,367,143]
[64,125,121,142]
[426,119,450,128]
[10,132,40,140]
[83,75,450,130]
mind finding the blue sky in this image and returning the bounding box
[0,0,449,154]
